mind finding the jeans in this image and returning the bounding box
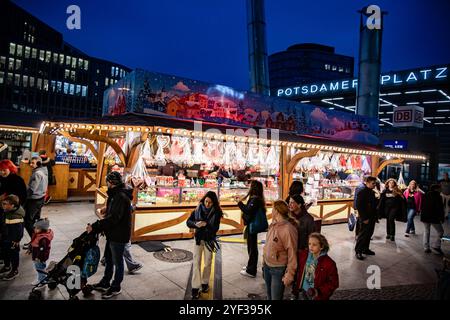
[123,241,141,271]
[101,240,125,290]
[2,241,20,271]
[406,209,416,233]
[24,198,45,238]
[246,232,258,276]
[34,261,47,282]
[423,223,444,250]
[263,264,286,300]
[192,240,213,289]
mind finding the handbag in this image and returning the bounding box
[348,212,357,231]
[248,208,268,234]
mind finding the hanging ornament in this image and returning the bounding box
[224,141,237,167]
[155,135,170,166]
[247,143,259,166]
[266,146,279,171]
[235,142,247,170]
[141,139,155,167]
[192,138,204,164]
[361,155,371,173]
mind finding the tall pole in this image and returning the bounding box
[246,0,270,95]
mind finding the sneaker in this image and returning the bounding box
[1,270,18,281]
[363,249,375,256]
[432,247,444,255]
[102,287,122,299]
[0,266,11,274]
[239,270,256,278]
[424,248,432,253]
[390,236,395,241]
[356,253,365,260]
[242,266,247,270]
[92,281,110,292]
[22,243,30,250]
[410,230,415,235]
[191,288,200,300]
[201,284,209,293]
[404,233,409,237]
[386,235,391,240]
[128,264,143,274]
[31,279,41,286]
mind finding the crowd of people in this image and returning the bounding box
[1,153,449,300]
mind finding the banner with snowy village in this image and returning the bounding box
[103,69,379,145]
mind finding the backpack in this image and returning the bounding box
[248,208,268,235]
[81,245,100,278]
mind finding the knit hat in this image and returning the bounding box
[106,171,123,185]
[34,218,50,230]
[290,194,305,206]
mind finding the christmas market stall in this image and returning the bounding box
[38,69,427,241]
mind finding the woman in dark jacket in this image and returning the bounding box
[0,160,27,205]
[237,180,266,278]
[378,179,406,241]
[186,191,223,299]
[420,184,445,254]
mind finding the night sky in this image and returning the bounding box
[12,0,450,91]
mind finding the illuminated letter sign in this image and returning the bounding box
[393,106,424,128]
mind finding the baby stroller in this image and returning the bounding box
[28,231,100,300]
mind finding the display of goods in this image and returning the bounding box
[156,176,174,186]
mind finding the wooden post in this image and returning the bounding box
[95,131,108,188]
[280,145,289,200]
[374,158,404,177]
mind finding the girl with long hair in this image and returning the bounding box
[403,180,423,237]
[378,178,406,241]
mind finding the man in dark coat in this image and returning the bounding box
[355,176,378,260]
[421,184,445,254]
[87,171,132,299]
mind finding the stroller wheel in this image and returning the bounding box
[47,281,58,290]
[28,290,42,300]
[69,295,79,301]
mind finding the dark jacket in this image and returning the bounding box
[378,190,407,222]
[186,203,223,250]
[295,249,339,300]
[30,229,54,262]
[355,186,378,221]
[421,190,445,224]
[91,184,132,243]
[238,196,265,226]
[292,211,315,250]
[0,173,27,205]
[353,183,366,209]
[3,206,25,242]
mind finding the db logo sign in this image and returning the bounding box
[394,110,412,123]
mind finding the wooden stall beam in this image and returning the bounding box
[286,148,319,174]
[60,131,98,160]
[374,158,404,177]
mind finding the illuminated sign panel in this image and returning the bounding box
[383,140,408,150]
[392,105,424,128]
[276,65,448,98]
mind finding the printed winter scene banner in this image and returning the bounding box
[103,69,379,145]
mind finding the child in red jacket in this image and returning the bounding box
[295,232,339,300]
[27,218,54,284]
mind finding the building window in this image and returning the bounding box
[97,69,100,74]
[32,48,37,59]
[82,86,87,97]
[76,84,81,96]
[16,45,23,57]
[105,77,109,86]
[111,66,115,77]
[345,68,350,73]
[22,75,28,87]
[65,69,70,79]
[71,58,77,69]
[57,81,62,93]
[51,80,56,92]
[66,56,71,66]
[14,74,20,86]
[0,56,5,69]
[39,50,45,61]
[7,73,13,85]
[78,58,83,68]
[37,78,42,89]
[95,81,99,86]
[338,66,344,72]
[332,65,337,71]
[45,51,51,63]
[8,58,14,71]
[63,82,69,94]
[9,43,16,55]
[69,83,75,95]
[83,60,89,70]
[53,53,58,64]
[43,79,49,91]
[70,70,76,81]
[29,76,34,87]
[0,71,4,84]
[59,54,64,64]
[15,59,21,70]
[25,47,31,59]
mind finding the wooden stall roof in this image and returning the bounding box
[40,112,427,161]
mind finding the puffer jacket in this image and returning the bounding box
[263,219,298,284]
[30,229,54,262]
[27,166,48,199]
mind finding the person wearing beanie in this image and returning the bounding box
[23,157,48,249]
[27,218,54,284]
[0,195,25,281]
[39,150,55,205]
[86,171,132,299]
